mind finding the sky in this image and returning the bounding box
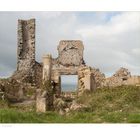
[0,12,140,84]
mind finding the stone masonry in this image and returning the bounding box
[37,40,97,113]
[1,18,140,113]
[17,19,35,72]
[49,40,96,96]
[11,19,42,86]
[103,67,140,87]
[57,40,85,66]
[78,66,96,95]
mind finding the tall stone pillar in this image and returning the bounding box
[42,54,52,81]
[84,71,96,91]
[17,19,35,71]
[14,19,36,84]
[36,54,53,113]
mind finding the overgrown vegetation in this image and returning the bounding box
[0,86,140,123]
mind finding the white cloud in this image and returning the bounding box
[76,12,140,76]
[132,48,140,55]
[0,12,140,78]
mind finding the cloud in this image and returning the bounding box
[76,12,140,76]
[0,12,140,79]
[132,48,140,56]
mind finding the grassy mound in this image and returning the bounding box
[0,86,140,123]
[76,85,140,123]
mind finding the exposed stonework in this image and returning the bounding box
[103,68,130,87]
[17,19,35,72]
[42,54,52,81]
[113,67,131,80]
[46,40,96,96]
[103,67,140,87]
[91,67,105,88]
[0,78,37,103]
[126,76,140,86]
[37,40,97,112]
[1,18,140,113]
[57,40,85,67]
[11,19,42,86]
[78,66,96,95]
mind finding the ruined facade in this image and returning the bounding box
[36,40,97,112]
[42,40,96,96]
[0,18,140,113]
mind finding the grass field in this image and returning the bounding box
[0,86,140,123]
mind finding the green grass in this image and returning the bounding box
[0,109,139,123]
[0,86,140,123]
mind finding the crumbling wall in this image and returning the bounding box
[91,67,105,88]
[125,76,140,86]
[57,40,85,67]
[51,40,87,95]
[11,19,36,84]
[113,67,131,80]
[51,40,100,95]
[103,67,133,87]
[34,62,43,87]
[17,18,35,72]
[11,19,42,86]
[78,66,96,95]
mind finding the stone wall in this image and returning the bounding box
[125,76,140,86]
[103,67,140,87]
[11,19,36,84]
[50,40,88,95]
[11,19,42,86]
[91,67,105,88]
[17,18,35,72]
[78,66,96,95]
[3,18,140,113]
[57,40,85,67]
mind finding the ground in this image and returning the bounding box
[0,86,140,123]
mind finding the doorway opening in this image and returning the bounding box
[61,75,78,93]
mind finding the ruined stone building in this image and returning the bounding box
[0,18,140,112]
[11,18,105,97]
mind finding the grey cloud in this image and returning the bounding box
[0,12,140,78]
